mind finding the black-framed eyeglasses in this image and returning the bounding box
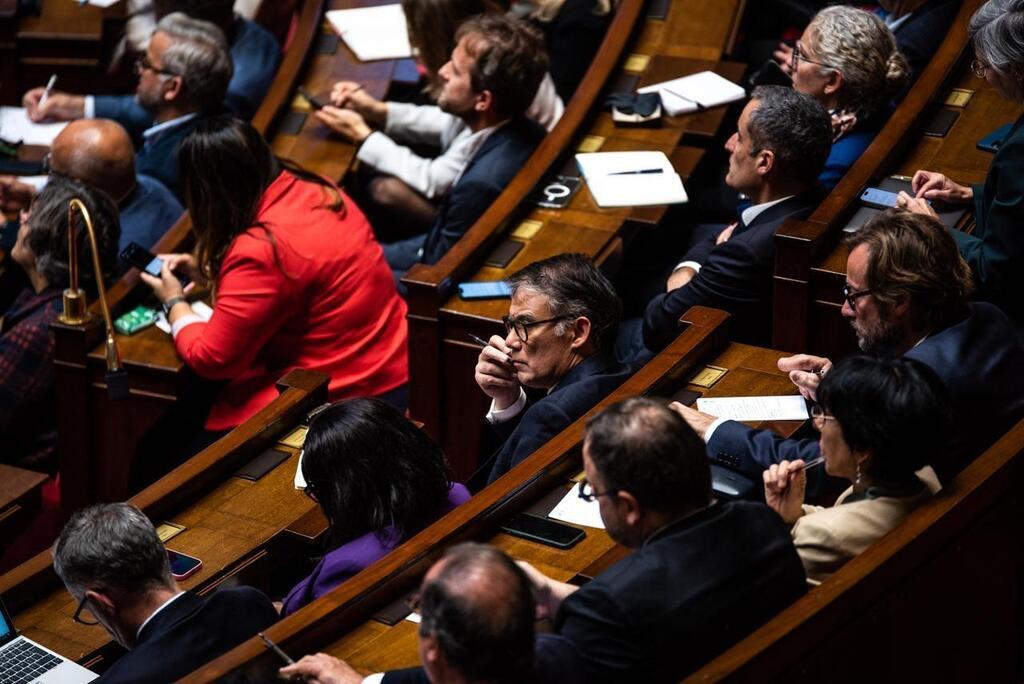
[578,478,618,503]
[809,403,836,431]
[791,40,840,73]
[502,315,570,343]
[842,284,872,309]
[135,54,178,77]
[72,595,100,626]
[971,58,990,79]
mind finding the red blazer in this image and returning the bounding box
[175,171,408,430]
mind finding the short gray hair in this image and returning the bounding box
[52,503,172,596]
[748,85,833,186]
[808,6,910,116]
[156,12,233,112]
[971,0,1024,99]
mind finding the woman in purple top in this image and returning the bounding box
[282,398,471,615]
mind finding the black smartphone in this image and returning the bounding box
[298,87,327,110]
[167,549,203,580]
[120,242,163,277]
[501,513,586,549]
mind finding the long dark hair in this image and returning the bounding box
[177,115,345,279]
[301,398,454,548]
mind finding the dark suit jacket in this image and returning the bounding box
[552,501,806,682]
[93,18,280,139]
[643,191,821,351]
[97,588,277,683]
[891,0,961,86]
[707,303,1024,484]
[116,174,183,273]
[962,112,1024,323]
[534,0,611,101]
[135,115,205,200]
[383,117,545,274]
[484,352,635,484]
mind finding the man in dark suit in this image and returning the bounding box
[518,397,806,682]
[880,0,961,86]
[23,0,278,137]
[639,86,832,353]
[474,254,636,485]
[51,503,277,683]
[675,211,1024,485]
[370,14,548,277]
[280,543,578,684]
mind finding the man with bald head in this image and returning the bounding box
[0,119,182,273]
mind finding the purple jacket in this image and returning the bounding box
[282,484,471,615]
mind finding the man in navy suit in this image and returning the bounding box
[674,210,1024,485]
[637,86,832,354]
[474,254,636,484]
[23,0,278,137]
[518,397,806,682]
[52,503,277,683]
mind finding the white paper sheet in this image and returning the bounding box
[574,151,688,208]
[155,300,213,333]
[325,4,413,61]
[76,0,121,7]
[294,449,306,489]
[547,483,605,529]
[0,107,69,146]
[696,395,809,421]
[637,71,746,116]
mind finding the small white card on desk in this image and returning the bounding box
[0,107,69,146]
[574,151,688,208]
[696,395,809,421]
[548,483,605,529]
[637,71,745,116]
[75,0,121,7]
[325,4,412,61]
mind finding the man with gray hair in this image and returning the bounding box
[52,503,276,683]
[473,253,635,484]
[638,86,832,352]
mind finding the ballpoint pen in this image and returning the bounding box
[258,632,295,666]
[801,456,826,471]
[467,333,490,347]
[609,168,665,175]
[38,75,57,110]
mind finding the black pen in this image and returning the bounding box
[608,168,665,175]
[467,333,490,347]
[661,86,705,109]
[258,632,295,666]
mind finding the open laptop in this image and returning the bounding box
[0,595,96,683]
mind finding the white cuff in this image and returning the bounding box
[84,96,95,119]
[673,260,701,274]
[703,417,729,443]
[170,312,203,339]
[362,674,386,684]
[486,388,527,424]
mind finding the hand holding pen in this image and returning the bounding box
[762,458,822,524]
[777,354,832,402]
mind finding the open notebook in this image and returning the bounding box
[575,151,688,207]
[638,71,745,116]
[325,4,413,61]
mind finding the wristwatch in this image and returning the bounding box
[162,295,187,315]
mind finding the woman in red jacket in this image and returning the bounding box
[142,115,408,434]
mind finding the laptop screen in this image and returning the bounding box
[0,596,17,647]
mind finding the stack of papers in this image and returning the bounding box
[325,4,413,61]
[548,483,605,529]
[0,107,69,146]
[575,151,688,208]
[638,71,745,116]
[695,395,809,421]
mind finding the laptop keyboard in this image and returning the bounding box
[0,640,63,683]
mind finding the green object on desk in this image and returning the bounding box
[114,306,158,335]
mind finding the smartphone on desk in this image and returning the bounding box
[458,280,513,300]
[120,242,163,277]
[501,513,585,549]
[167,549,203,580]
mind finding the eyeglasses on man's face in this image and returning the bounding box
[501,314,570,343]
[72,595,100,626]
[135,54,177,77]
[790,40,840,73]
[578,477,617,503]
[842,284,873,310]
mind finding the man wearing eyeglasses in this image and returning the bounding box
[51,502,277,683]
[515,397,805,682]
[473,253,635,485]
[674,210,1024,486]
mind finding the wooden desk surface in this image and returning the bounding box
[16,0,108,39]
[0,466,47,510]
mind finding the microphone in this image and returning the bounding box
[58,198,129,400]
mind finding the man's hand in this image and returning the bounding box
[763,459,807,524]
[777,354,832,401]
[668,401,716,439]
[474,335,521,410]
[23,88,85,122]
[315,107,374,144]
[896,191,939,218]
[910,170,972,204]
[329,81,387,126]
[279,653,364,684]
[666,266,696,292]
[773,42,794,75]
[516,560,578,620]
[0,176,36,213]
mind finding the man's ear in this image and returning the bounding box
[755,148,776,178]
[163,75,184,103]
[85,588,116,617]
[568,316,593,351]
[617,490,643,528]
[421,632,442,668]
[475,89,494,114]
[822,69,844,98]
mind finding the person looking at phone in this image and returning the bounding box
[516,397,806,682]
[140,116,409,450]
[673,210,1024,487]
[282,398,471,615]
[763,356,947,584]
[1,177,119,475]
[52,503,277,683]
[0,119,182,275]
[474,253,635,485]
[897,0,1024,337]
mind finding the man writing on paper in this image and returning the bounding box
[316,14,548,278]
[634,86,832,355]
[673,211,1024,485]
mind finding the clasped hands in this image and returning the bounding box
[314,81,388,144]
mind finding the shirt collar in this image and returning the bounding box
[451,119,509,186]
[142,113,199,142]
[740,194,794,227]
[136,591,186,639]
[882,11,913,32]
